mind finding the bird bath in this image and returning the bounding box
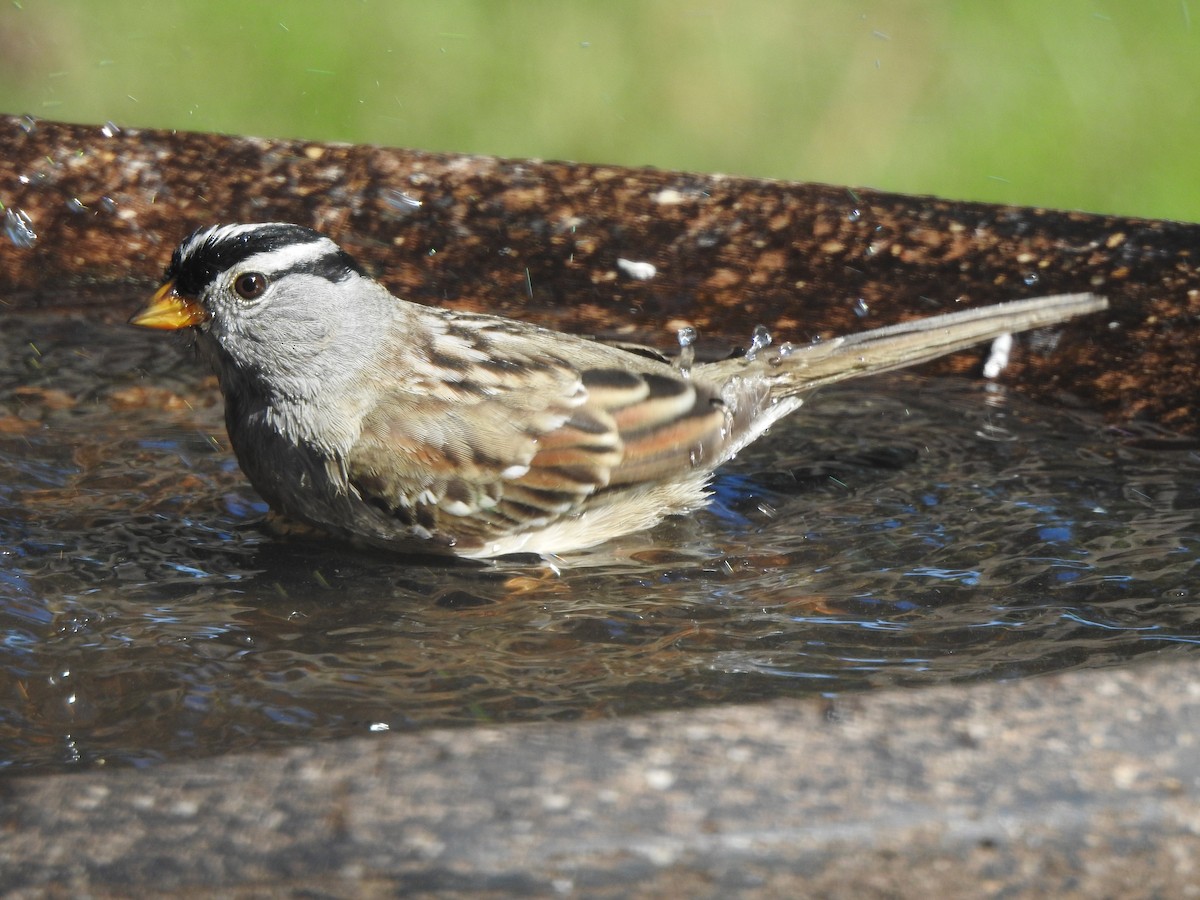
[3,305,1197,773]
[3,117,1200,895]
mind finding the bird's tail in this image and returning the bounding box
[714,292,1108,397]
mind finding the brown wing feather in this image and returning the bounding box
[342,313,733,548]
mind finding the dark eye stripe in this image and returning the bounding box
[285,251,365,284]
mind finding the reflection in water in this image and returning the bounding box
[1,312,1198,773]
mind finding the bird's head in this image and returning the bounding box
[131,223,383,396]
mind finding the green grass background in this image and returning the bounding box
[2,1,1197,221]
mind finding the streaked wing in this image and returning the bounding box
[343,317,731,546]
[345,360,594,541]
[585,369,728,486]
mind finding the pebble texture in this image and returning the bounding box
[1,115,1196,432]
[4,655,1200,897]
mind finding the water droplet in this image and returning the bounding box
[847,208,862,223]
[745,324,772,361]
[769,341,797,365]
[676,326,697,376]
[99,196,118,215]
[100,121,121,138]
[4,208,37,248]
[1023,271,1040,287]
[853,298,870,318]
[384,188,422,215]
[982,333,1014,379]
[617,258,657,281]
[66,197,88,214]
[19,116,36,134]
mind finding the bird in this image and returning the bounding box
[130,223,1107,559]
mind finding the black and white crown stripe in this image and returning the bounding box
[168,223,364,297]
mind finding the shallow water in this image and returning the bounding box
[2,311,1198,774]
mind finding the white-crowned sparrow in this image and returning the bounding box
[130,223,1106,559]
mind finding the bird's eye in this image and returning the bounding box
[232,272,268,300]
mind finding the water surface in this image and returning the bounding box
[2,312,1197,773]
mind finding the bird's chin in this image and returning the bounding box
[189,330,240,385]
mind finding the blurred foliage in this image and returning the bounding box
[1,0,1198,220]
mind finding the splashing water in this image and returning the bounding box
[4,208,37,248]
[676,325,698,376]
[745,324,773,361]
[384,189,423,216]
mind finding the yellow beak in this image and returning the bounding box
[129,280,209,330]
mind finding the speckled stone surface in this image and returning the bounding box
[4,653,1200,897]
[1,115,1196,432]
